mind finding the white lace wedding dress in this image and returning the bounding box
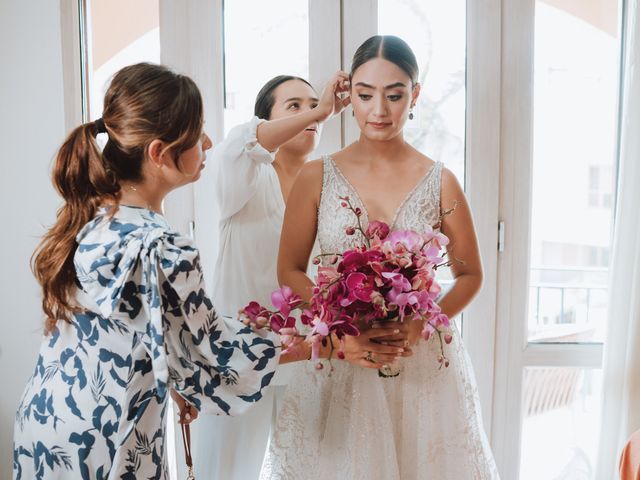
[260,156,500,480]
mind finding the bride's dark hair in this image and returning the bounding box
[350,35,419,85]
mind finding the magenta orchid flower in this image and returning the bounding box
[386,230,424,252]
[339,250,367,273]
[271,286,302,317]
[268,312,296,333]
[344,272,375,303]
[382,271,412,293]
[366,220,390,240]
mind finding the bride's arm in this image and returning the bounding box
[277,160,323,302]
[437,167,484,318]
[409,168,483,343]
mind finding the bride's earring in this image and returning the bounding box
[409,108,414,120]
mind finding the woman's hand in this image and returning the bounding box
[339,323,413,369]
[170,389,199,425]
[316,71,351,122]
[406,318,426,346]
[373,316,426,348]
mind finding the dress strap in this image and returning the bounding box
[426,161,444,218]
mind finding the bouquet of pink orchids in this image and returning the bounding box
[240,196,454,372]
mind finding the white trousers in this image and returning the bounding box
[192,385,286,480]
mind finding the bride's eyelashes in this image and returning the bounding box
[356,93,404,102]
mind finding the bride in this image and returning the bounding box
[260,35,500,479]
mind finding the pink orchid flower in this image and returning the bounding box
[268,312,296,333]
[279,326,303,354]
[271,286,301,317]
[423,228,450,249]
[366,220,390,240]
[422,244,443,264]
[339,250,367,273]
[345,272,376,303]
[387,230,424,252]
[421,321,436,341]
[382,271,412,293]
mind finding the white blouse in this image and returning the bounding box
[212,116,284,321]
[211,117,318,384]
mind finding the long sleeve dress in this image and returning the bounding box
[192,116,292,480]
[13,204,279,479]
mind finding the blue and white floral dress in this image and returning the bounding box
[13,205,279,479]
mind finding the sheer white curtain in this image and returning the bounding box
[596,1,640,478]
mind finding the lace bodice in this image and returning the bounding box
[317,155,443,256]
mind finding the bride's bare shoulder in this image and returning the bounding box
[327,143,360,167]
[411,148,437,170]
[292,158,325,197]
[298,158,324,180]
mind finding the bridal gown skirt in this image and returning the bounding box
[260,325,500,480]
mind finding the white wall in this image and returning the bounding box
[0,1,66,476]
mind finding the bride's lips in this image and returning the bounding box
[367,121,392,129]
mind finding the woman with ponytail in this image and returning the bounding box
[13,62,280,479]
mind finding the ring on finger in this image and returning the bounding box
[365,351,374,363]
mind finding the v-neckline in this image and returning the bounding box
[328,155,437,230]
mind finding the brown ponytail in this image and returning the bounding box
[32,63,204,331]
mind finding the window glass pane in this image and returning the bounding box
[86,0,160,120]
[528,0,620,343]
[378,0,466,184]
[520,367,602,479]
[223,0,309,135]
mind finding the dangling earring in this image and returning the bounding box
[352,110,355,117]
[409,108,414,120]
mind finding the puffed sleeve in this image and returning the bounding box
[148,235,278,415]
[80,220,281,416]
[213,116,275,221]
[144,231,280,415]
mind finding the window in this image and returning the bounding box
[528,0,620,345]
[587,165,614,208]
[378,0,466,183]
[520,368,603,480]
[222,0,309,135]
[494,0,623,477]
[84,0,160,120]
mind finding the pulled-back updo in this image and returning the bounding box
[33,62,204,330]
[351,35,419,85]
